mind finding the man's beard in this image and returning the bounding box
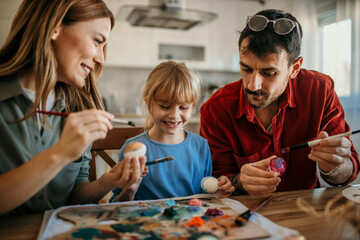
[244,88,272,109]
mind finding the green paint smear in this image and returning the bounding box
[71,228,100,240]
[115,205,162,219]
[160,206,206,220]
[111,222,144,233]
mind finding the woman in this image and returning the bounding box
[0,0,146,215]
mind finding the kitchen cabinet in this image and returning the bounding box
[105,0,253,71]
[105,0,292,71]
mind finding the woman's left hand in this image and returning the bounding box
[99,156,147,189]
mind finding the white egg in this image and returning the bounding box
[123,142,147,158]
[201,176,219,193]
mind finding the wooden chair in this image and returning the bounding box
[89,127,143,181]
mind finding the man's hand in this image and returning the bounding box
[239,155,281,195]
[309,131,351,172]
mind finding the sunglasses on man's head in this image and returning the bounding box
[246,15,297,35]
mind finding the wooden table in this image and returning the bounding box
[0,185,356,240]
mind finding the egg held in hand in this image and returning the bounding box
[201,176,219,193]
[268,157,286,176]
[123,142,147,158]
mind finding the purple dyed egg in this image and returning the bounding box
[269,157,286,176]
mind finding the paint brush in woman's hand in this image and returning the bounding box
[36,110,136,127]
[235,195,273,226]
[281,129,360,154]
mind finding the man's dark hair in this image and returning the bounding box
[238,9,303,66]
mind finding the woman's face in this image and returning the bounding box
[51,18,111,88]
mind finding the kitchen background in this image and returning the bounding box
[1,0,360,184]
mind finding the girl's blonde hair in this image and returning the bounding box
[141,61,202,130]
[0,0,114,122]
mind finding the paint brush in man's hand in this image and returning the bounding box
[36,110,136,127]
[281,129,360,154]
[146,156,174,166]
[235,195,273,226]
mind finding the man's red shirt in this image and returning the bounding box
[200,69,359,191]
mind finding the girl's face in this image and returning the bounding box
[51,18,111,88]
[150,98,194,143]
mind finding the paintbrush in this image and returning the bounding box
[36,110,136,127]
[235,195,273,226]
[146,156,174,166]
[281,129,360,154]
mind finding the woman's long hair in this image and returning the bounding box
[0,0,114,122]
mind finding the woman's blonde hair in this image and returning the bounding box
[0,0,114,121]
[141,61,202,130]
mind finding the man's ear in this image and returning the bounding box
[290,57,303,79]
[51,26,62,40]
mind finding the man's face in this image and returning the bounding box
[239,38,295,109]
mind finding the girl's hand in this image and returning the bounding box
[52,109,114,165]
[217,176,235,198]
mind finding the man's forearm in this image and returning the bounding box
[320,158,354,185]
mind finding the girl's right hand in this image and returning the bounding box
[51,109,114,165]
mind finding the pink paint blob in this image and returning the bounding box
[188,198,203,206]
[269,157,286,176]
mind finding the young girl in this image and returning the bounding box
[110,61,235,202]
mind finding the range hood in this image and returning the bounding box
[116,0,218,30]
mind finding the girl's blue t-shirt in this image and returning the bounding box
[110,130,212,201]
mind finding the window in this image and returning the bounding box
[320,18,352,97]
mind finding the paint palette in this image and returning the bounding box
[50,197,270,239]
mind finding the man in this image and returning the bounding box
[200,9,359,196]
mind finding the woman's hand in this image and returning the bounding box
[51,109,114,165]
[99,156,148,190]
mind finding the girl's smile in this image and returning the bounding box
[148,100,193,144]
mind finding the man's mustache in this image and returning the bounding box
[244,88,269,97]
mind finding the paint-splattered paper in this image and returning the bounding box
[39,195,271,240]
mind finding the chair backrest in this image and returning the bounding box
[89,127,143,181]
